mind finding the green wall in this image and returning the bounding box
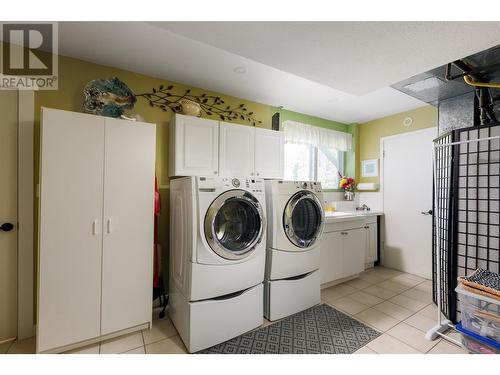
[277,108,350,132]
[357,105,438,186]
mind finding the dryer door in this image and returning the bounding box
[283,191,324,249]
[205,190,265,260]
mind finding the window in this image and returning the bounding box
[282,120,351,190]
[284,143,344,189]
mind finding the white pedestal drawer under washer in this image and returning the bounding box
[169,176,267,352]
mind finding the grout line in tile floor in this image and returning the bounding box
[320,269,465,354]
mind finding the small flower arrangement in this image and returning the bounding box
[338,172,356,192]
[338,172,356,201]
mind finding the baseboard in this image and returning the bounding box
[37,322,150,354]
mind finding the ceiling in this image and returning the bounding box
[56,22,500,123]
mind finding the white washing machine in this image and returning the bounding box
[169,176,266,352]
[264,180,325,321]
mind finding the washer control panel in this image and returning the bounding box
[198,177,264,193]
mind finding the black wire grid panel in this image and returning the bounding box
[432,123,500,323]
[432,131,455,321]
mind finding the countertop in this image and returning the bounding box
[324,210,383,223]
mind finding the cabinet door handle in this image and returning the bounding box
[364,226,369,229]
[107,218,112,234]
[92,220,98,235]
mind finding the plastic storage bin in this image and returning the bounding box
[455,285,500,342]
[455,322,500,354]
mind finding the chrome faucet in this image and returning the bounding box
[356,204,370,211]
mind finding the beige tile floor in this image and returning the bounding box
[2,267,468,355]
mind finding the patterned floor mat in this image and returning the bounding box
[198,304,381,354]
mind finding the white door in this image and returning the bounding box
[382,127,436,278]
[343,228,365,277]
[219,122,255,177]
[319,231,343,284]
[255,128,284,179]
[170,114,219,177]
[101,118,156,335]
[38,108,104,352]
[0,91,18,343]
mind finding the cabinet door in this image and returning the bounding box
[319,231,344,284]
[254,128,284,179]
[101,118,156,335]
[170,114,218,177]
[365,223,377,263]
[343,228,366,277]
[219,122,255,177]
[38,108,104,352]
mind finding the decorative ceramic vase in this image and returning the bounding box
[344,191,354,201]
[179,99,202,117]
[83,77,136,118]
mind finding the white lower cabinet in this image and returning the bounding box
[38,108,156,353]
[319,231,344,284]
[365,222,377,264]
[320,218,378,285]
[342,228,366,277]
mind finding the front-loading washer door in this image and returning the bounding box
[204,190,265,260]
[283,191,324,249]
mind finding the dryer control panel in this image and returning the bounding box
[277,180,323,193]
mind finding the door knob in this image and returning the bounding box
[0,223,14,232]
[421,210,433,216]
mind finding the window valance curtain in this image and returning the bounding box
[282,120,352,152]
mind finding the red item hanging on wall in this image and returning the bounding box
[154,176,161,217]
[153,176,161,288]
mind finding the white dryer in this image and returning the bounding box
[169,176,266,352]
[264,180,325,321]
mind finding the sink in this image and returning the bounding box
[325,211,353,217]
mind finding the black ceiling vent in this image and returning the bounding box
[391,66,474,105]
[392,44,500,106]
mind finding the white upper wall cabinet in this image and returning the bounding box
[254,127,284,179]
[170,114,284,179]
[169,114,219,177]
[219,121,255,177]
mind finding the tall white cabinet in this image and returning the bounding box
[37,108,156,353]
